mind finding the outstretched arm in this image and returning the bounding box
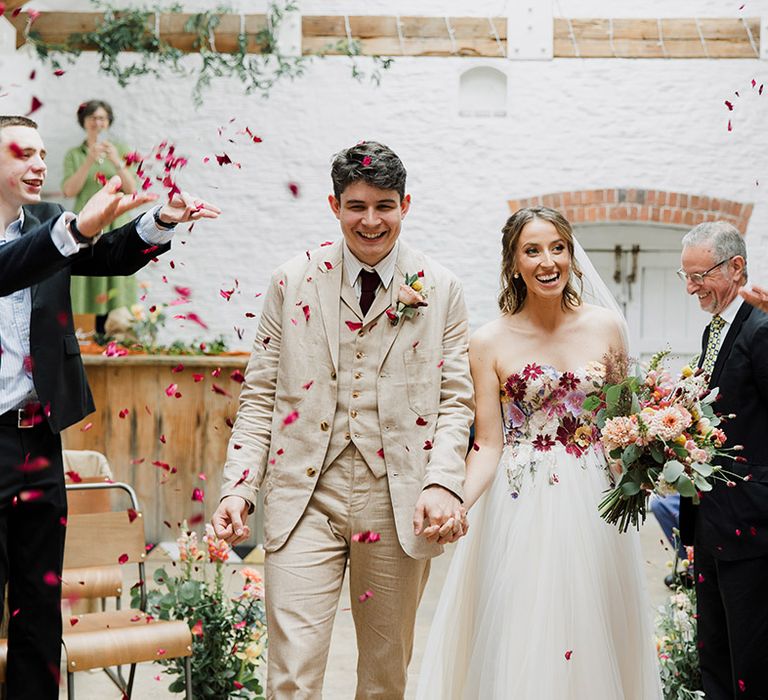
[740,285,768,315]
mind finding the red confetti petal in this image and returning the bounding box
[191,487,204,502]
[358,589,374,603]
[43,571,59,586]
[25,96,42,115]
[288,182,300,197]
[193,373,204,382]
[416,416,428,426]
[565,650,573,660]
[191,619,204,638]
[346,321,363,331]
[118,553,129,565]
[423,440,433,450]
[235,469,250,487]
[127,508,138,523]
[69,617,79,626]
[282,410,299,428]
[211,383,231,397]
[65,470,82,483]
[376,448,385,459]
[230,369,245,383]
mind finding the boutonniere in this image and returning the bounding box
[386,271,428,326]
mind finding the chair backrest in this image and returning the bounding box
[64,510,146,569]
[66,476,113,514]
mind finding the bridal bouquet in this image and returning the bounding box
[588,350,740,532]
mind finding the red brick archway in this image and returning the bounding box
[507,189,753,233]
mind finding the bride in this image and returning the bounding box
[416,207,662,699]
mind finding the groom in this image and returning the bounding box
[212,141,474,697]
[678,221,768,699]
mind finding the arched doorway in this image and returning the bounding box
[507,189,754,365]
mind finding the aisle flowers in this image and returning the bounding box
[655,550,704,699]
[137,523,267,698]
[587,350,741,532]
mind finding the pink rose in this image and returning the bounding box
[398,284,426,307]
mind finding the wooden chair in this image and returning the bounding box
[60,481,193,698]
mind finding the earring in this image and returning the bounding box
[513,272,520,279]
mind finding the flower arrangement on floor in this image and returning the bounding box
[586,350,740,532]
[135,523,267,698]
[655,548,704,699]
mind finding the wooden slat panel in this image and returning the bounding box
[63,356,246,543]
[7,12,104,50]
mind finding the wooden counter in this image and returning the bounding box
[62,353,262,545]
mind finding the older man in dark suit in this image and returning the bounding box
[678,221,768,700]
[0,115,219,698]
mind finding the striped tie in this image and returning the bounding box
[701,315,726,375]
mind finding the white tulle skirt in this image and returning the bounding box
[416,444,662,700]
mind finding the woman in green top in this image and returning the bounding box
[62,99,138,333]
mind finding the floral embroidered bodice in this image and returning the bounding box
[500,362,607,498]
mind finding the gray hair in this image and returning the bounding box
[681,221,748,282]
[330,141,407,201]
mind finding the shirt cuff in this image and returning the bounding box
[137,206,176,246]
[54,212,96,255]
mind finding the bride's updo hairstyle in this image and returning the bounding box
[498,206,583,314]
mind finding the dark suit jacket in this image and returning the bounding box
[0,202,171,434]
[680,301,768,560]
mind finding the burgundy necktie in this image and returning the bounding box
[359,269,380,316]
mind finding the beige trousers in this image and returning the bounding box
[264,445,431,699]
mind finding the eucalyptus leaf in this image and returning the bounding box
[662,460,685,483]
[676,476,697,498]
[621,481,641,496]
[691,461,714,477]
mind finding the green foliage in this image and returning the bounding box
[655,585,704,699]
[26,0,393,106]
[29,1,184,84]
[135,526,267,698]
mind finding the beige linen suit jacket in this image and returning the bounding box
[221,240,474,559]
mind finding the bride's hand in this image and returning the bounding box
[425,509,469,544]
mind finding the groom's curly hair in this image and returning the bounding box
[330,141,407,202]
[499,206,583,314]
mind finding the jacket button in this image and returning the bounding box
[352,391,360,399]
[355,352,364,360]
[331,371,337,380]
[320,421,329,431]
[354,371,362,379]
[306,467,317,477]
[358,330,365,337]
[350,410,358,419]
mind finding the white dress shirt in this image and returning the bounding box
[342,240,399,299]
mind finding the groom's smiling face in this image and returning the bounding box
[329,181,410,267]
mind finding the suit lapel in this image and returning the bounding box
[21,206,43,304]
[376,245,416,372]
[709,301,752,389]
[314,242,344,371]
[340,281,362,320]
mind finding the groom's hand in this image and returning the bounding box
[212,495,251,545]
[413,485,462,539]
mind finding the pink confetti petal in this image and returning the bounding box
[282,410,299,428]
[191,487,204,502]
[358,589,374,603]
[43,571,59,586]
[118,553,129,565]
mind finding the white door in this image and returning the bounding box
[574,224,711,371]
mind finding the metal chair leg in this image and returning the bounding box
[67,671,75,698]
[184,656,192,700]
[125,663,137,699]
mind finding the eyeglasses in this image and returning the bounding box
[676,257,733,285]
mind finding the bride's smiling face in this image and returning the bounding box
[515,218,571,301]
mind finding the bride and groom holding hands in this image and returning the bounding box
[212,141,768,699]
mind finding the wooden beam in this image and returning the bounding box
[302,15,508,57]
[5,11,761,60]
[554,17,760,58]
[7,11,269,53]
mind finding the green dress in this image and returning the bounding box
[63,141,138,315]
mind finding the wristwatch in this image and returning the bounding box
[153,209,177,230]
[68,217,94,245]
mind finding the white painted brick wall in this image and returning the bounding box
[1,0,765,349]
